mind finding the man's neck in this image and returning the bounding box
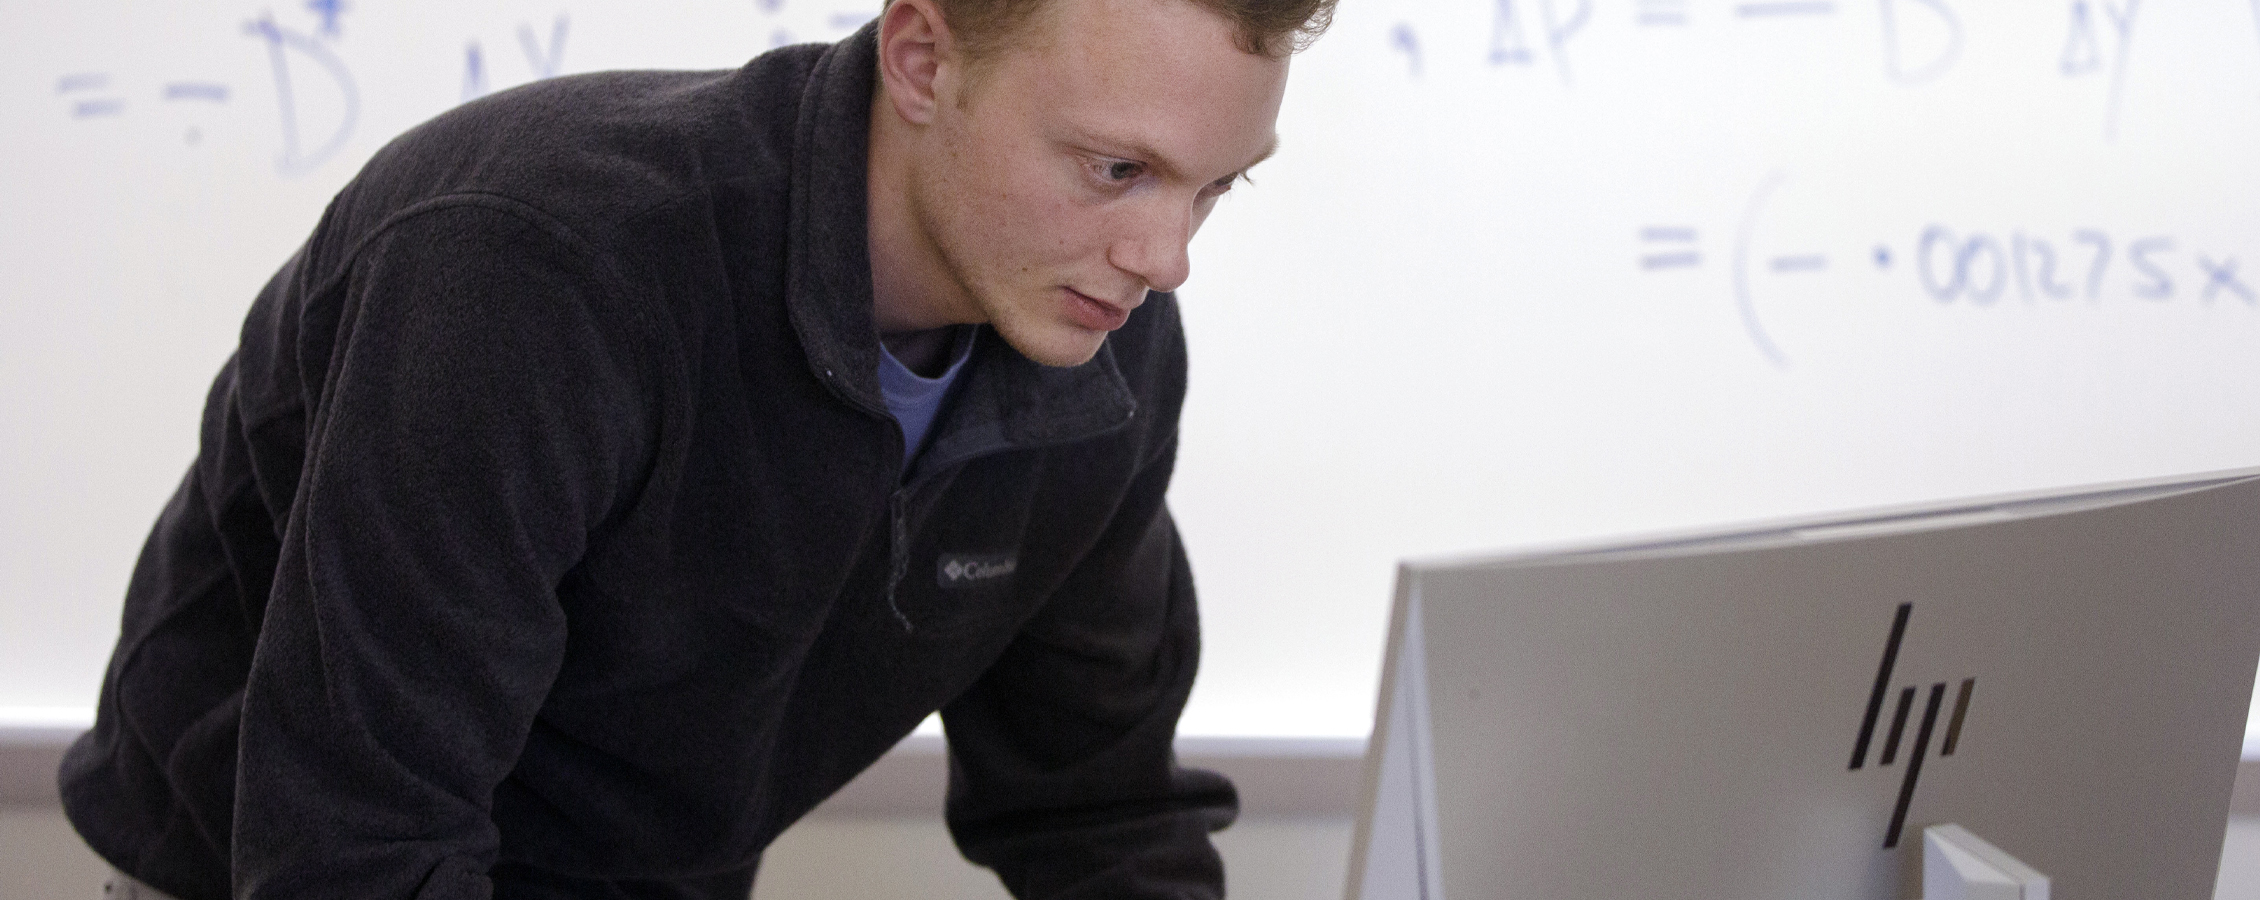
[881,326,960,378]
[867,75,969,363]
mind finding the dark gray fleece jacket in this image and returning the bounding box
[59,23,1233,900]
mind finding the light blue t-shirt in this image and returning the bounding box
[877,326,977,469]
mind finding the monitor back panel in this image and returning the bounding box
[1365,475,2260,900]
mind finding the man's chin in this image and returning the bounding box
[995,324,1109,368]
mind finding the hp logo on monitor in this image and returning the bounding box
[1848,603,1977,849]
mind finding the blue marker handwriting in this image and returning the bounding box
[246,11,360,174]
[2058,0,2140,140]
[306,0,349,38]
[1915,224,2253,306]
[519,16,570,79]
[1487,0,1592,83]
[463,15,571,102]
[1878,0,1961,83]
[1392,22,1422,77]
[56,72,233,141]
[57,73,125,119]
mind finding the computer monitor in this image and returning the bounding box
[1348,469,2260,900]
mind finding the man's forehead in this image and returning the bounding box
[959,0,1290,181]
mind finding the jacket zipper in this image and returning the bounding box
[815,363,924,631]
[824,362,1136,634]
[885,487,914,631]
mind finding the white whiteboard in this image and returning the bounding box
[5,0,2260,742]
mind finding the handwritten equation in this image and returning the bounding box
[56,73,232,147]
[48,1,878,176]
[1644,173,2256,366]
[1386,0,2259,139]
[1388,0,1963,85]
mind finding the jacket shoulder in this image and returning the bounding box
[321,44,825,257]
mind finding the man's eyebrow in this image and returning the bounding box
[1237,136,1280,177]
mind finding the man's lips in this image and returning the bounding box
[1063,287,1136,331]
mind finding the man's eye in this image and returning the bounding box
[1206,174,1240,194]
[1095,159,1143,183]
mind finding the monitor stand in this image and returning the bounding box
[1921,824,2050,900]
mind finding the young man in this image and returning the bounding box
[58,0,1333,897]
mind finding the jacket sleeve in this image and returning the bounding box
[231,201,655,900]
[940,432,1239,900]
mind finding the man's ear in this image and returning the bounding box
[877,0,955,125]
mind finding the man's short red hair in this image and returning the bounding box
[897,0,1337,58]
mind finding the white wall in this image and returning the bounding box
[6,0,2260,742]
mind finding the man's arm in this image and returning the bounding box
[941,434,1239,899]
[231,200,656,900]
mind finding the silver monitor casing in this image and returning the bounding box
[1348,469,2260,900]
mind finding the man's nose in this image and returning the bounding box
[1108,198,1194,294]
